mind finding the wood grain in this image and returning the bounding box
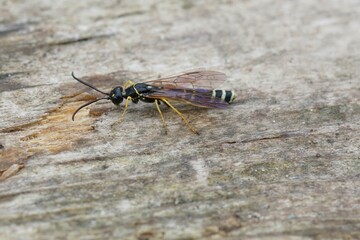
[0,0,359,239]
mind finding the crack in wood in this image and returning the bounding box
[0,71,27,80]
[223,131,304,145]
[43,33,116,47]
[241,132,298,143]
[0,24,26,37]
[94,10,145,21]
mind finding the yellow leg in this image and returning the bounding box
[160,98,199,135]
[116,96,132,124]
[123,80,135,89]
[155,100,168,134]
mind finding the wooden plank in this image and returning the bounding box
[1,0,359,239]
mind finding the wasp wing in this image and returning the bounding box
[143,88,229,109]
[144,70,227,90]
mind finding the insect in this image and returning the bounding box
[71,70,236,134]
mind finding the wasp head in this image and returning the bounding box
[71,72,125,121]
[109,87,124,105]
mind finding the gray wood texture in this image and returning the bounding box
[1,0,359,239]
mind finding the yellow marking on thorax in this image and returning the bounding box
[132,84,143,97]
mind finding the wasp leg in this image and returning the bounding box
[155,99,168,134]
[123,80,135,89]
[160,98,199,135]
[160,100,170,107]
[116,96,132,124]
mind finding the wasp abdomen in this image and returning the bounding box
[212,90,236,103]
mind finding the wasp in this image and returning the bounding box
[71,70,236,134]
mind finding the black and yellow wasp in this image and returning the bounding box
[71,70,236,134]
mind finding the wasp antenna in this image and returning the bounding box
[72,97,110,121]
[71,72,109,96]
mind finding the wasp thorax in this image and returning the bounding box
[110,87,124,105]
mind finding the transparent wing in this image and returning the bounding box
[143,88,229,109]
[144,70,227,90]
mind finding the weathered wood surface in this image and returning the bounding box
[1,0,359,239]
